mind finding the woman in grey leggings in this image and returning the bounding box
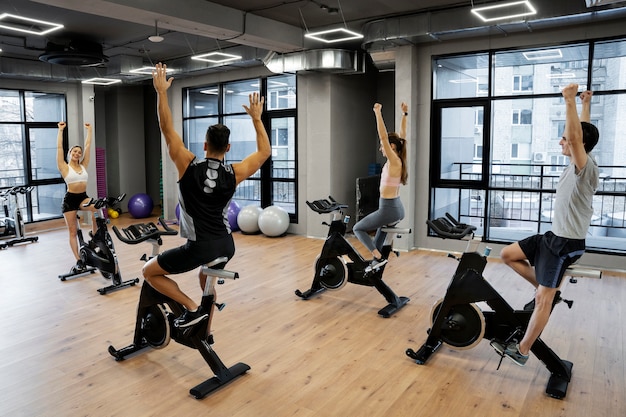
[353,102,408,272]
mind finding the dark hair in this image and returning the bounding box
[388,133,408,185]
[206,124,231,153]
[581,121,599,153]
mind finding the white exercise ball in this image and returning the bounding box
[258,205,290,237]
[237,205,263,234]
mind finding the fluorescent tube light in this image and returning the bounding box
[82,78,122,86]
[471,1,537,22]
[0,13,63,35]
[523,49,563,61]
[128,66,174,75]
[191,52,242,64]
[304,28,363,43]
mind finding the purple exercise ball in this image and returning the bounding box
[128,193,154,219]
[228,200,241,231]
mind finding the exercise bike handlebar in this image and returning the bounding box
[306,196,348,214]
[426,213,476,240]
[83,193,126,210]
[112,217,178,245]
[1,185,34,198]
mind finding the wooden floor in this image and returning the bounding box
[1,214,624,417]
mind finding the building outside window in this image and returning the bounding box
[431,38,626,254]
[0,89,67,223]
[183,74,297,219]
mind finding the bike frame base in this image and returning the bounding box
[58,266,98,281]
[97,277,140,295]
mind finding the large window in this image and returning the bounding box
[0,89,66,223]
[431,39,626,254]
[183,74,297,219]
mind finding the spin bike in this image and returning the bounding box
[405,213,577,399]
[295,196,410,318]
[109,219,250,399]
[58,194,139,295]
[0,186,39,249]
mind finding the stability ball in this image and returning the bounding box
[128,193,154,218]
[237,205,262,234]
[227,200,241,232]
[258,205,290,237]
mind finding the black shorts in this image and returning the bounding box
[518,231,585,288]
[157,234,235,275]
[62,192,89,213]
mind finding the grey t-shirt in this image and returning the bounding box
[552,154,599,239]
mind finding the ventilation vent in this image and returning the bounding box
[39,39,108,66]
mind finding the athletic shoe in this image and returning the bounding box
[365,258,388,273]
[174,307,209,328]
[76,259,86,271]
[491,340,529,366]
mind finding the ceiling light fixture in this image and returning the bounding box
[471,1,537,22]
[148,20,164,43]
[305,28,363,43]
[0,13,63,35]
[82,78,122,86]
[191,51,242,63]
[302,0,363,43]
[523,48,562,60]
[129,66,174,75]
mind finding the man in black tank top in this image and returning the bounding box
[144,63,271,329]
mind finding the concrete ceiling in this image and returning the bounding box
[1,0,626,83]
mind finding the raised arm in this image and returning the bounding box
[232,92,271,185]
[579,90,592,123]
[56,122,68,176]
[562,83,587,170]
[374,103,399,165]
[399,102,408,139]
[81,123,93,168]
[152,63,194,178]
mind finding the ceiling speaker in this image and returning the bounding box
[39,39,108,66]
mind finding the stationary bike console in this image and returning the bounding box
[296,196,410,317]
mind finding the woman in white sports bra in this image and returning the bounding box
[56,121,96,271]
[353,102,408,272]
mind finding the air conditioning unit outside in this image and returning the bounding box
[586,0,626,7]
[533,152,547,162]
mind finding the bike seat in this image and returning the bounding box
[381,226,412,235]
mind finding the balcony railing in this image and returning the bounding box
[440,162,626,253]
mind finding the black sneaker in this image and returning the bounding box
[76,259,86,271]
[365,257,388,273]
[174,307,209,328]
